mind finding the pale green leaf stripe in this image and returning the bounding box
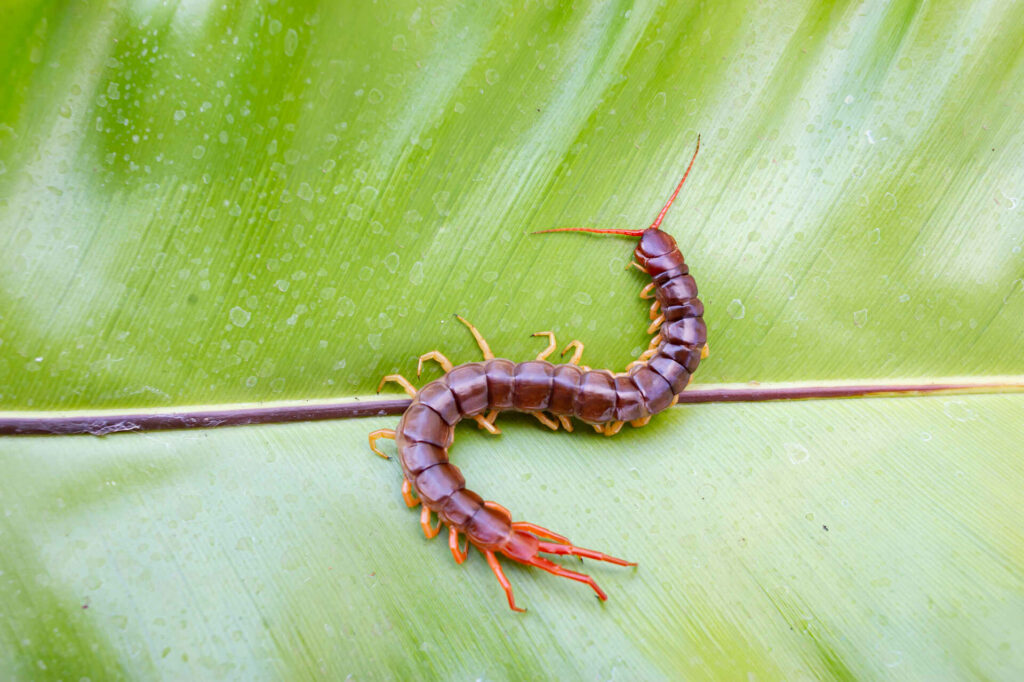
[1,394,1022,679]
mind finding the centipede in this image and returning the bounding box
[368,138,708,612]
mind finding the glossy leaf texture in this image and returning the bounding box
[1,0,1022,679]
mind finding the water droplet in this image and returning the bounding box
[284,29,298,56]
[726,299,745,319]
[192,145,205,160]
[229,306,251,327]
[785,442,809,464]
[853,309,868,327]
[174,110,186,121]
[383,252,399,274]
[485,69,499,84]
[297,182,313,201]
[574,291,592,305]
[409,261,424,285]
[347,204,363,220]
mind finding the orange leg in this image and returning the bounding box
[417,350,453,376]
[532,411,559,431]
[536,540,635,568]
[510,521,570,544]
[368,429,395,459]
[474,413,502,435]
[649,300,661,320]
[449,526,469,564]
[484,500,511,517]
[556,415,574,432]
[603,421,625,436]
[561,340,584,365]
[630,416,652,428]
[485,550,525,612]
[702,343,710,359]
[624,360,645,373]
[455,315,494,360]
[378,374,418,398]
[528,555,611,600]
[531,331,557,361]
[401,478,419,508]
[646,314,665,335]
[637,348,657,362]
[628,261,649,274]
[420,505,442,539]
[639,282,656,299]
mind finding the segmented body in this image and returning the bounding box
[371,140,706,611]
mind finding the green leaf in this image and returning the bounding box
[1,1,1022,679]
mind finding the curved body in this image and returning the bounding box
[370,140,706,611]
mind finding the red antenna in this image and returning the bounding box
[535,135,700,237]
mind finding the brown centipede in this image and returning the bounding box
[368,138,708,612]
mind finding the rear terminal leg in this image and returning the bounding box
[368,429,396,459]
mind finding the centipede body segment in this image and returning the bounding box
[370,138,708,611]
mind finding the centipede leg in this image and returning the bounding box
[630,416,652,428]
[649,300,661,320]
[637,348,658,363]
[532,411,559,431]
[557,415,574,432]
[420,505,442,539]
[646,314,665,335]
[474,413,501,435]
[561,340,584,365]
[639,282,656,299]
[536,541,636,568]
[510,521,570,544]
[531,331,557,361]
[377,374,418,398]
[417,350,453,377]
[401,478,419,507]
[368,429,395,459]
[603,421,625,436]
[454,315,494,360]
[484,550,525,612]
[520,554,609,601]
[449,526,469,564]
[702,343,710,359]
[627,261,648,274]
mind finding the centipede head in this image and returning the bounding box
[533,136,700,258]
